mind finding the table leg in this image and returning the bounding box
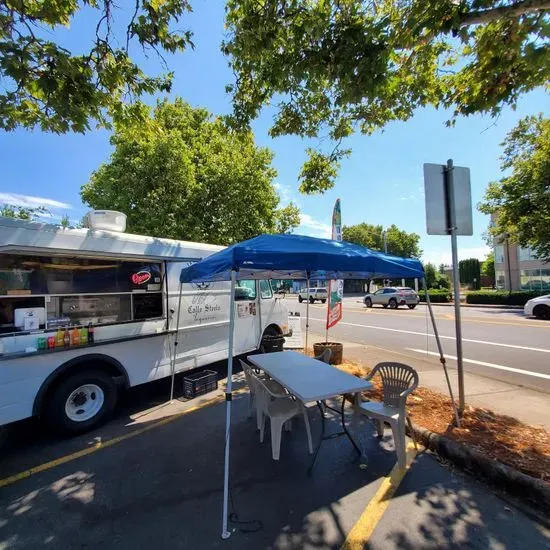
[307,401,326,475]
[340,396,361,456]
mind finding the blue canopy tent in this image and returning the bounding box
[177,234,457,539]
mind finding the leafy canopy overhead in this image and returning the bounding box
[343,222,422,258]
[224,0,550,193]
[480,114,550,261]
[0,0,193,132]
[81,99,300,245]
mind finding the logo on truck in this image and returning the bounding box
[132,271,151,285]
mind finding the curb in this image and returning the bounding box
[409,423,550,515]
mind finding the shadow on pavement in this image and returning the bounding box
[369,453,550,549]
[2,363,549,550]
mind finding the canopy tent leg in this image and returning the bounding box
[256,279,263,350]
[423,278,461,427]
[169,282,184,402]
[305,276,310,353]
[221,269,237,539]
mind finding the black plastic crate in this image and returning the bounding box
[182,369,218,399]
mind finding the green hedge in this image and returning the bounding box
[419,290,452,303]
[465,291,547,306]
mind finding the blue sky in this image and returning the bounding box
[1,0,548,265]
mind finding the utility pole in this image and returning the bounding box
[383,230,388,253]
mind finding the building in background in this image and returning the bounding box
[494,241,549,291]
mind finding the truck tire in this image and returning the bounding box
[298,296,303,303]
[43,369,117,436]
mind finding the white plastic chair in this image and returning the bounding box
[314,348,332,413]
[239,359,284,430]
[254,374,313,461]
[315,347,332,364]
[354,362,418,468]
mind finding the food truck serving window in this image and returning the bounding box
[0,254,164,334]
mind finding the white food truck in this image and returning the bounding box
[0,214,289,435]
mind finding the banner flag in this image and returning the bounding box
[326,199,343,329]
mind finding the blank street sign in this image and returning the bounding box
[424,163,473,236]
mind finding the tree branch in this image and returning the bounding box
[459,0,550,27]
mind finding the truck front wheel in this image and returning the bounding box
[44,370,117,435]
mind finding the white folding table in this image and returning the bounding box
[247,350,373,471]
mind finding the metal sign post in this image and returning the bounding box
[424,160,472,413]
[444,160,465,412]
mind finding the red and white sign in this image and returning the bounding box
[132,271,151,285]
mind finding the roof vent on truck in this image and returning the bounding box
[83,210,127,233]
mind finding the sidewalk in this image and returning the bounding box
[308,332,550,430]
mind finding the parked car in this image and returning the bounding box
[298,288,328,303]
[524,294,550,319]
[364,287,419,309]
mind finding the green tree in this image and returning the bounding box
[424,263,438,289]
[459,258,481,289]
[0,203,47,220]
[481,252,495,279]
[275,202,301,234]
[438,263,447,274]
[343,223,421,258]
[81,99,300,245]
[479,114,550,261]
[1,0,193,133]
[224,0,550,193]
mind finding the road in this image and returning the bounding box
[284,298,550,393]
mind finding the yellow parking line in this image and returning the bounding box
[0,389,247,489]
[341,443,418,550]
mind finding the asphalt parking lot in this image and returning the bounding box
[1,366,549,550]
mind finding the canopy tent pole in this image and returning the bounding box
[423,278,461,427]
[256,280,263,350]
[221,269,237,539]
[305,275,310,353]
[169,282,184,402]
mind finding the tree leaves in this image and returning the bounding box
[342,222,422,258]
[81,99,300,245]
[479,114,550,261]
[224,0,550,193]
[0,0,193,132]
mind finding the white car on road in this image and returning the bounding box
[364,287,419,309]
[298,288,328,303]
[524,295,550,319]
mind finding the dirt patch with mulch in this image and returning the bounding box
[336,360,550,484]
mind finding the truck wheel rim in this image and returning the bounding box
[65,384,104,422]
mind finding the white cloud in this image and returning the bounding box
[295,213,332,239]
[0,192,72,210]
[423,246,491,266]
[274,182,300,207]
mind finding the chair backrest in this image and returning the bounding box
[239,359,258,395]
[370,362,419,408]
[315,348,332,364]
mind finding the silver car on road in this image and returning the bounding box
[364,287,419,309]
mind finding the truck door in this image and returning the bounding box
[233,280,260,354]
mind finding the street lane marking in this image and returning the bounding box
[0,389,247,489]
[292,301,548,327]
[307,318,550,354]
[341,443,418,549]
[406,349,550,380]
